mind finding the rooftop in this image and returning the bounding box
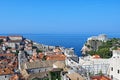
[53,61,65,69]
[0,53,15,57]
[91,75,111,80]
[0,53,18,75]
[24,60,56,69]
[0,68,14,75]
[69,57,79,63]
[10,74,19,80]
[46,54,66,61]
[66,72,85,80]
[0,36,7,39]
[28,71,49,80]
[92,54,101,59]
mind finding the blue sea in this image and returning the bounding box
[23,34,89,56]
[1,33,120,56]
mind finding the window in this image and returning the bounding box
[111,67,113,71]
[118,70,120,74]
[111,75,113,79]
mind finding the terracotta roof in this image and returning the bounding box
[0,53,18,75]
[92,54,101,59]
[66,72,85,80]
[46,54,66,61]
[0,36,7,39]
[91,76,111,80]
[10,74,19,80]
[8,40,22,42]
[0,53,15,57]
[0,68,14,75]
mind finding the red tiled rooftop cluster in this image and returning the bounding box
[0,53,18,75]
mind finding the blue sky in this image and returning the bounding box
[0,0,120,34]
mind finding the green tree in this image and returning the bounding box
[0,39,3,44]
[37,49,43,53]
[15,50,19,56]
[50,71,61,80]
[87,38,120,58]
[98,70,103,76]
[88,50,96,55]
[42,55,46,61]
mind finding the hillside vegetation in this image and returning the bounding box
[87,38,120,58]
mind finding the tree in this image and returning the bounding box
[37,49,43,53]
[0,39,3,44]
[87,50,96,56]
[6,47,12,50]
[42,55,46,61]
[50,71,61,80]
[87,38,119,58]
[97,48,111,58]
[98,70,103,76]
[112,46,118,50]
[15,50,19,56]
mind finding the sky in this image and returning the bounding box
[0,0,120,34]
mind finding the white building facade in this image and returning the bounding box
[109,50,120,79]
[87,34,108,42]
[79,50,120,80]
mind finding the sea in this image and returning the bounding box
[1,33,120,57]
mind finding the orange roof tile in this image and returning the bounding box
[0,68,14,75]
[92,54,101,59]
[91,76,111,80]
[39,53,44,59]
[0,53,18,75]
[0,53,15,57]
[10,74,19,80]
[46,54,66,61]
[0,36,7,39]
